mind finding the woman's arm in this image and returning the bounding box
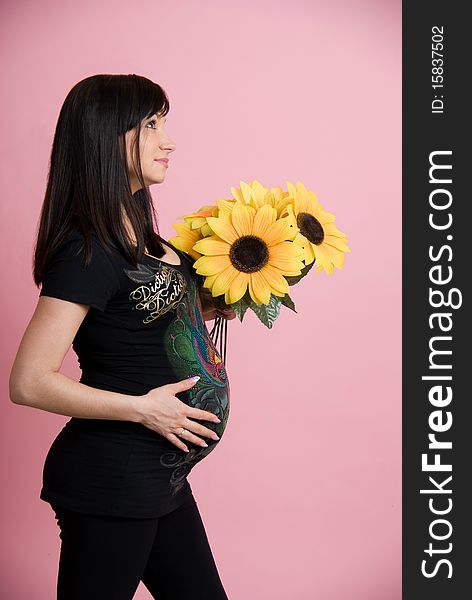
[9,296,140,421]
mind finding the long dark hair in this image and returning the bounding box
[33,73,171,287]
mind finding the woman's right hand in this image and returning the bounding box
[136,376,221,452]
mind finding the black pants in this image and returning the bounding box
[51,493,229,600]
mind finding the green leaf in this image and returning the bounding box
[248,294,282,329]
[285,258,316,286]
[280,293,297,313]
[196,277,299,327]
[232,297,250,322]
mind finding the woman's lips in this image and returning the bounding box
[154,159,169,167]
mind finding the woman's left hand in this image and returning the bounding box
[199,287,237,322]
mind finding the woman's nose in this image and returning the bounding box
[161,141,176,152]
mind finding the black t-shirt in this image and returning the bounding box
[38,229,230,518]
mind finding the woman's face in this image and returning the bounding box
[125,113,176,194]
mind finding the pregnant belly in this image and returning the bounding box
[158,366,230,497]
[174,344,230,440]
[165,305,231,433]
[159,295,231,497]
[158,333,230,497]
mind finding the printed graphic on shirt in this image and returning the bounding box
[123,263,187,324]
[159,269,231,496]
[161,443,217,496]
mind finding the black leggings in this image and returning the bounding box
[51,493,229,600]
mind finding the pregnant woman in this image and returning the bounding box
[9,74,235,600]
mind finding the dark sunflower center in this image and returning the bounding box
[297,212,324,245]
[229,235,269,273]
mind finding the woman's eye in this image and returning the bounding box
[146,119,157,129]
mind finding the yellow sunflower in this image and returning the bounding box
[282,180,351,275]
[230,179,273,210]
[168,221,204,261]
[214,198,237,222]
[192,200,305,306]
[270,185,297,219]
[230,180,299,240]
[230,179,292,216]
[181,204,219,238]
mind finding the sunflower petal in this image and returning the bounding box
[211,264,240,297]
[305,240,316,264]
[259,264,290,295]
[203,273,218,288]
[264,216,295,246]
[168,236,201,260]
[194,254,231,276]
[173,222,200,241]
[193,236,231,256]
[322,243,345,269]
[249,271,271,305]
[200,223,214,237]
[268,257,304,274]
[269,240,305,260]
[206,216,239,244]
[313,244,335,273]
[296,180,310,213]
[228,271,249,304]
[252,204,276,238]
[324,235,351,253]
[323,223,349,240]
[231,201,255,237]
[318,211,336,225]
[239,181,254,204]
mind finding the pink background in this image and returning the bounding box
[0,0,401,598]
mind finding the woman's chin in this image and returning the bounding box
[147,176,166,186]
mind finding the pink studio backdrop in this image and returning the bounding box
[0,0,401,598]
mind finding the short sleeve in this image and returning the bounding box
[39,232,120,312]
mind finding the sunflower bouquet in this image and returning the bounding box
[169,179,350,361]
